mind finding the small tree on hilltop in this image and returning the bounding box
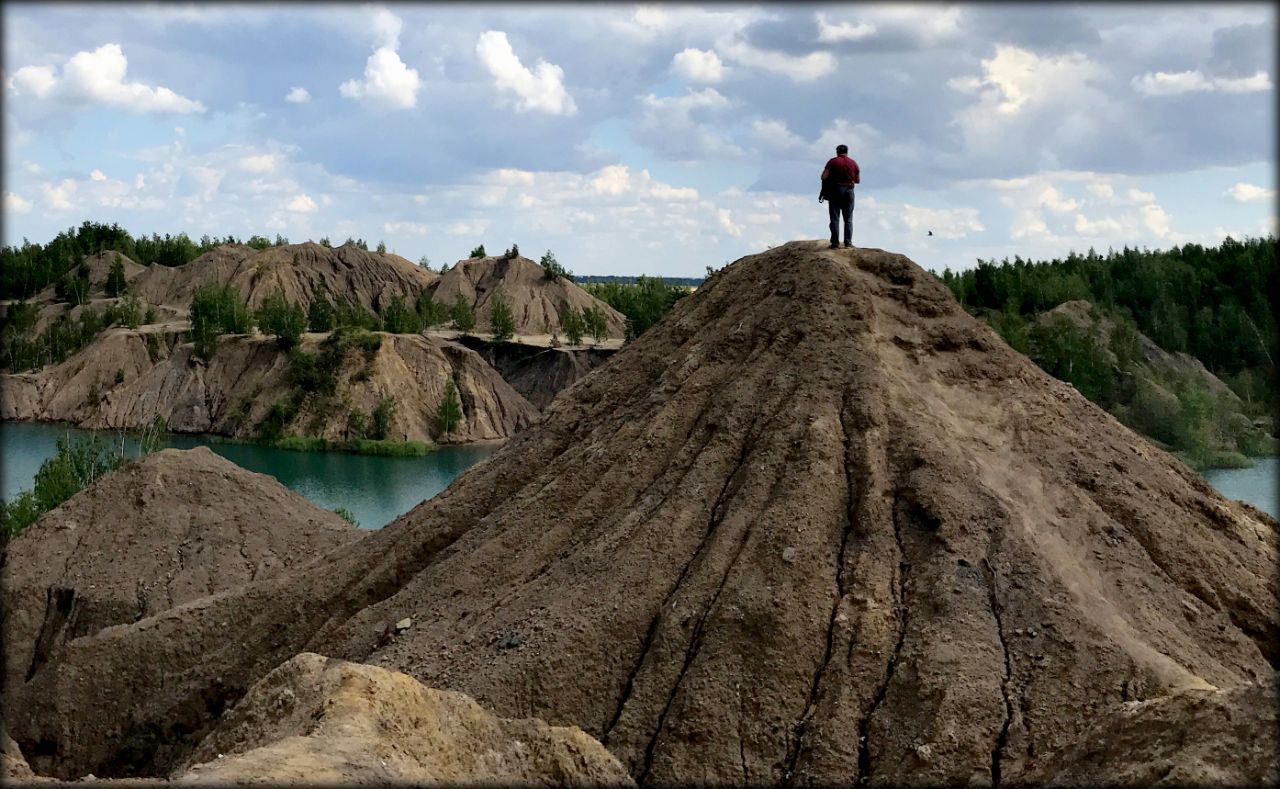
[376,240,387,253]
[436,379,462,435]
[105,257,127,297]
[469,244,486,259]
[489,288,515,341]
[540,250,573,281]
[451,293,476,333]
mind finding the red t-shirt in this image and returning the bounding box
[824,155,860,187]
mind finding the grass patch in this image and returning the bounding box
[262,435,433,457]
[1176,449,1256,471]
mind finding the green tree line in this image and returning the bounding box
[939,235,1278,468]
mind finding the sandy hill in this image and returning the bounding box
[454,334,616,410]
[1,447,360,694]
[174,652,633,785]
[131,241,437,314]
[430,254,626,339]
[31,250,148,304]
[8,241,1276,784]
[1,328,538,445]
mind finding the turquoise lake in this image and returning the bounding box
[3,421,1275,526]
[1,420,499,529]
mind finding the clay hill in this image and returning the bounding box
[1,447,360,694]
[7,241,1277,785]
[0,329,539,444]
[455,334,616,410]
[131,241,438,314]
[429,253,626,339]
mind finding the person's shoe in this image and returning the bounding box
[828,242,839,249]
[843,242,853,248]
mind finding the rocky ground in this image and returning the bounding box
[5,241,1275,785]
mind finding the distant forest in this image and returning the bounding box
[939,236,1277,383]
[939,235,1278,468]
[576,274,703,288]
[0,222,391,301]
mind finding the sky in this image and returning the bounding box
[2,2,1275,277]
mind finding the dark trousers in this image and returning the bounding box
[828,186,854,245]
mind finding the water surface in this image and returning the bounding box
[1,420,499,529]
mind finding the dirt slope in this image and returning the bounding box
[131,242,437,314]
[9,241,1277,784]
[1028,675,1278,786]
[173,652,633,785]
[454,335,616,410]
[1,447,360,694]
[430,255,626,338]
[0,329,538,444]
[31,251,148,304]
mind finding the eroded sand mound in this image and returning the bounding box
[430,255,626,338]
[131,242,437,314]
[10,242,1277,785]
[172,652,632,785]
[1,447,360,694]
[1029,675,1278,786]
[0,330,539,444]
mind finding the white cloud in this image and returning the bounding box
[751,118,805,152]
[1139,203,1171,237]
[1215,71,1274,93]
[1086,181,1115,200]
[446,219,488,236]
[1125,188,1155,205]
[814,6,964,47]
[42,179,78,210]
[239,154,278,173]
[815,13,876,43]
[287,194,318,213]
[646,181,699,201]
[958,45,1102,116]
[590,165,631,196]
[671,48,726,83]
[1011,209,1049,239]
[1132,69,1272,96]
[8,65,57,98]
[7,44,205,113]
[89,169,107,182]
[4,192,32,213]
[340,46,421,109]
[718,37,835,82]
[895,204,984,239]
[1037,185,1079,214]
[636,88,740,159]
[1225,182,1274,203]
[285,86,311,103]
[134,173,146,189]
[1074,213,1124,237]
[493,168,536,186]
[370,6,402,49]
[476,31,576,116]
[717,208,742,237]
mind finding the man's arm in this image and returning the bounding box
[852,161,860,184]
[821,168,830,181]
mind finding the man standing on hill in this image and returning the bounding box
[820,144,860,249]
